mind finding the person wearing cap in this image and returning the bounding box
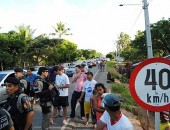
[3,77,34,130]
[14,68,30,95]
[95,93,133,130]
[0,107,14,130]
[34,67,54,130]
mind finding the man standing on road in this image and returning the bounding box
[35,67,54,130]
[3,77,34,130]
[95,93,133,130]
[70,65,87,119]
[14,68,30,95]
[79,72,97,125]
[52,66,70,125]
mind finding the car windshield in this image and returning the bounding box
[0,74,7,82]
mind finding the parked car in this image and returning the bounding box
[60,63,70,73]
[87,61,93,68]
[65,65,76,77]
[92,61,97,66]
[0,70,27,104]
[30,66,45,75]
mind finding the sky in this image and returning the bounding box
[0,0,170,55]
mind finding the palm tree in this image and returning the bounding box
[15,25,35,68]
[52,22,72,39]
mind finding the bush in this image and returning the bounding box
[111,83,137,111]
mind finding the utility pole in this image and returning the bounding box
[143,0,159,130]
[143,0,153,58]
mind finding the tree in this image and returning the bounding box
[52,22,72,39]
[106,52,115,60]
[117,32,131,51]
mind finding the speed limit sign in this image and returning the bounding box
[129,58,170,111]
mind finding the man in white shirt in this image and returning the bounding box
[52,66,70,125]
[95,93,134,130]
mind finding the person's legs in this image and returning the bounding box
[70,91,79,118]
[41,106,51,130]
[58,106,62,117]
[50,107,57,124]
[61,96,69,125]
[84,101,90,125]
[79,93,85,118]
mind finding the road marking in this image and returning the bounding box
[61,68,99,130]
[94,69,99,79]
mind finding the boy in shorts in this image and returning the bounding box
[79,72,97,125]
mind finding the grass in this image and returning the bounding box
[111,83,137,111]
[106,61,136,111]
[106,61,121,79]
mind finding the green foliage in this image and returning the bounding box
[0,23,102,70]
[106,61,121,79]
[120,19,170,62]
[111,83,137,111]
[106,52,116,60]
[52,21,72,39]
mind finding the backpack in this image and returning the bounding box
[19,78,30,96]
[17,93,29,113]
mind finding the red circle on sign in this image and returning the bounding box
[129,57,170,112]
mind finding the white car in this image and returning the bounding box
[66,65,76,77]
[0,70,16,103]
[0,70,27,103]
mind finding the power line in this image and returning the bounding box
[129,8,143,33]
[148,0,154,4]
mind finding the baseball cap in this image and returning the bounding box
[102,93,121,107]
[14,68,23,72]
[38,67,48,75]
[4,77,20,84]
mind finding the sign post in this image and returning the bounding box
[129,58,170,129]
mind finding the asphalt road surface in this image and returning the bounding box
[33,66,109,130]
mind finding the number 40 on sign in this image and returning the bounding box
[129,58,170,112]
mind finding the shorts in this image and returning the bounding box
[55,96,69,107]
[84,101,90,115]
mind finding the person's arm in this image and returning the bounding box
[58,84,69,88]
[24,111,34,130]
[9,126,15,130]
[93,96,105,113]
[58,75,70,88]
[72,73,80,83]
[78,92,85,102]
[21,96,34,130]
[95,121,106,130]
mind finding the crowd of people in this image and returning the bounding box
[1,63,169,130]
[0,64,135,130]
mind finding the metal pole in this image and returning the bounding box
[143,0,153,59]
[143,0,160,130]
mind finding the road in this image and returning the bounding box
[32,66,109,130]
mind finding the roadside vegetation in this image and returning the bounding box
[106,61,137,111]
[106,19,170,63]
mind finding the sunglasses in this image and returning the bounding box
[5,83,14,87]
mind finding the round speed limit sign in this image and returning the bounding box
[129,58,170,111]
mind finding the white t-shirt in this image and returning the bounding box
[55,73,70,96]
[100,111,134,130]
[82,79,97,102]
